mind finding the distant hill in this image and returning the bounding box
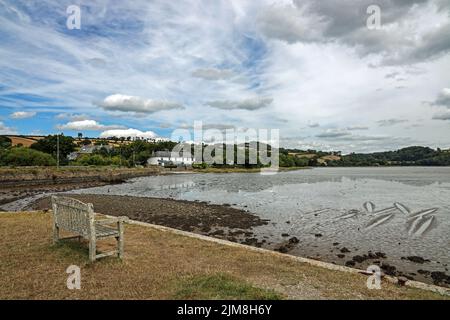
[327,146,450,166]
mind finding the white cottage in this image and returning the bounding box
[147,150,196,167]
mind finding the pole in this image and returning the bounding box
[56,134,60,169]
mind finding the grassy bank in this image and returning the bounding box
[0,166,162,184]
[0,212,447,300]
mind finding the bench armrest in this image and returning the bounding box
[95,216,129,225]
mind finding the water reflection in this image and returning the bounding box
[124,167,450,195]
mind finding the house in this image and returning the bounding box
[68,144,113,161]
[147,150,196,167]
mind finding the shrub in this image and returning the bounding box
[74,154,126,166]
[75,154,109,166]
[0,147,56,166]
[192,162,208,169]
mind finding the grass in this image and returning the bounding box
[174,273,282,300]
[0,212,448,300]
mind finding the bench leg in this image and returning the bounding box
[117,221,124,259]
[53,225,60,244]
[89,238,96,262]
[52,203,59,244]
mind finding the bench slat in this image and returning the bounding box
[95,224,119,238]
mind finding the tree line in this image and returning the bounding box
[1,135,450,167]
[327,146,450,166]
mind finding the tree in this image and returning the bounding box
[30,135,76,164]
[94,140,106,146]
[294,157,309,167]
[0,136,12,149]
[78,132,83,140]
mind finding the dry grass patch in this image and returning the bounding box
[7,136,40,147]
[0,212,448,300]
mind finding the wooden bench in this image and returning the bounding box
[51,195,127,262]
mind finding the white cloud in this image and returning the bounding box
[431,88,450,107]
[57,120,125,131]
[10,111,36,119]
[377,119,409,127]
[192,68,234,80]
[206,97,273,110]
[55,113,90,121]
[257,1,450,66]
[0,121,17,134]
[347,125,369,131]
[99,128,158,139]
[316,129,352,138]
[257,3,326,44]
[98,94,184,114]
[307,122,320,128]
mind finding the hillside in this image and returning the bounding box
[6,135,44,147]
[328,146,450,167]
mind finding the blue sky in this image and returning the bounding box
[1,0,450,152]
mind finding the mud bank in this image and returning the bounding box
[31,194,269,242]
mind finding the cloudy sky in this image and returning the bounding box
[1,0,450,153]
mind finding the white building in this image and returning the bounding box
[147,150,196,167]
